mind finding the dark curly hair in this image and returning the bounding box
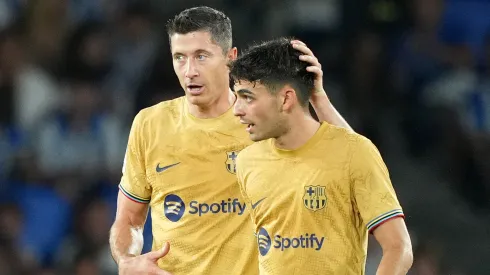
[166,6,232,53]
[229,37,315,107]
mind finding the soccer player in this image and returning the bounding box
[109,7,351,275]
[231,38,413,275]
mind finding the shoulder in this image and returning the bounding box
[323,123,374,150]
[318,124,383,165]
[132,96,185,129]
[237,140,269,162]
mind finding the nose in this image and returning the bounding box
[233,97,245,117]
[185,59,199,78]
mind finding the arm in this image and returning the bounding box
[109,191,149,264]
[109,111,172,275]
[373,217,413,275]
[109,196,171,275]
[291,40,353,131]
[309,93,352,130]
[350,136,412,274]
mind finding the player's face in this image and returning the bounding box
[233,81,288,141]
[170,31,236,106]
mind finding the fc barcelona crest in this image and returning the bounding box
[225,151,238,174]
[303,185,327,211]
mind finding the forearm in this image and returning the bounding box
[376,248,413,275]
[109,222,145,264]
[309,93,353,131]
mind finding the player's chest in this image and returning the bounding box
[246,159,351,218]
[145,132,250,194]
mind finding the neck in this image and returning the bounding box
[187,89,236,119]
[274,111,320,150]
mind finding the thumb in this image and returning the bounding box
[148,242,170,261]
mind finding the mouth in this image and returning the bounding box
[186,84,204,95]
[241,121,255,133]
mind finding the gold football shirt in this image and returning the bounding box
[236,122,404,274]
[119,96,258,274]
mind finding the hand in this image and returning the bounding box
[119,242,173,275]
[291,40,327,98]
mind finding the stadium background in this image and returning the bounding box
[0,0,488,274]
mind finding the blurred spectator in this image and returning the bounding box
[14,182,72,269]
[393,0,450,155]
[0,25,59,186]
[105,2,159,120]
[61,21,112,84]
[345,29,386,144]
[24,0,69,70]
[422,42,476,121]
[0,25,61,132]
[34,79,125,181]
[68,0,121,27]
[0,0,22,30]
[419,33,490,212]
[55,198,117,274]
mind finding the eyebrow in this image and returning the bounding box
[173,49,213,57]
[236,89,253,96]
[195,49,213,55]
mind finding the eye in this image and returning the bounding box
[197,54,207,61]
[244,95,253,103]
[174,55,185,61]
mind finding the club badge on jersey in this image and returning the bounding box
[303,185,327,211]
[225,151,239,174]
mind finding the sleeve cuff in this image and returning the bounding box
[367,209,404,233]
[119,184,151,204]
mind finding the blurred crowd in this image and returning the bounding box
[0,0,488,274]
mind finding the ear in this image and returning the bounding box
[278,84,298,113]
[227,47,238,61]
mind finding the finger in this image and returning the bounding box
[158,242,170,258]
[291,43,314,57]
[299,55,321,68]
[149,242,170,260]
[306,66,323,78]
[291,40,306,46]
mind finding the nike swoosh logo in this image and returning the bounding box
[251,197,266,209]
[156,162,180,173]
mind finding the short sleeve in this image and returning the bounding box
[350,137,404,233]
[119,112,152,204]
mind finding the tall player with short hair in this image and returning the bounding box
[231,38,413,275]
[109,7,351,275]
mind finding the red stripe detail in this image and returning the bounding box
[118,189,149,204]
[368,214,405,234]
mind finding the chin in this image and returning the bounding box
[249,133,268,142]
[186,94,209,105]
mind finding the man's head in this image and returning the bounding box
[166,6,236,107]
[231,37,315,142]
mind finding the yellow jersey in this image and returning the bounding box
[236,122,404,275]
[119,96,258,275]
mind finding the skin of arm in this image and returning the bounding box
[373,218,414,275]
[109,190,150,264]
[310,92,353,131]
